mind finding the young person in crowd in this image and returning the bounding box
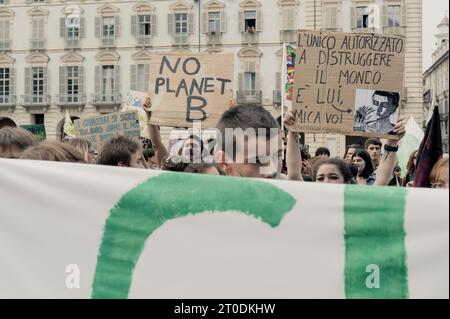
[20,141,85,163]
[364,138,382,170]
[313,158,354,184]
[184,162,223,175]
[96,136,145,169]
[343,144,361,164]
[67,138,96,164]
[403,149,419,186]
[430,157,449,189]
[352,149,376,185]
[0,127,39,159]
[315,147,330,158]
[388,165,403,187]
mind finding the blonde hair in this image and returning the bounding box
[430,157,449,184]
[67,138,92,163]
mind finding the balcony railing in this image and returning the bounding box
[20,94,51,106]
[173,33,189,46]
[273,90,281,105]
[56,94,86,106]
[241,31,259,44]
[65,37,81,49]
[137,35,152,47]
[91,93,122,106]
[30,39,46,50]
[100,36,115,48]
[0,39,11,52]
[383,26,406,36]
[0,95,17,107]
[206,33,222,46]
[237,90,262,105]
[280,30,297,43]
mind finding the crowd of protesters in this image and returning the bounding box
[0,101,448,189]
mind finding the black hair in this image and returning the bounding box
[315,147,330,157]
[313,158,354,184]
[364,138,382,149]
[97,136,140,166]
[352,149,374,179]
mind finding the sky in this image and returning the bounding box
[422,0,449,72]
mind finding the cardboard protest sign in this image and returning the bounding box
[292,30,406,138]
[148,52,234,128]
[20,124,46,141]
[74,110,141,151]
[123,90,150,138]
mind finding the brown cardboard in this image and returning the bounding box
[148,52,234,128]
[292,30,406,139]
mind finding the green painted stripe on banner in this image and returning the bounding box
[91,172,296,299]
[344,185,409,299]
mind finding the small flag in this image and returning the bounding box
[282,44,296,109]
[63,110,77,138]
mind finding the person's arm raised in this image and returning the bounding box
[142,98,169,168]
[374,117,405,186]
[283,110,303,181]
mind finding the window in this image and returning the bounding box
[175,13,188,34]
[32,17,44,45]
[356,6,369,28]
[34,114,44,125]
[244,72,256,91]
[208,12,220,33]
[33,0,45,3]
[102,65,114,101]
[32,67,44,102]
[0,18,9,50]
[102,17,115,37]
[387,5,401,27]
[0,68,9,102]
[136,64,147,92]
[244,10,256,30]
[139,15,151,36]
[67,66,79,99]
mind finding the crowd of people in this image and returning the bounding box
[0,102,448,189]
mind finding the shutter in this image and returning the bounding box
[239,11,244,32]
[322,7,329,29]
[382,5,388,28]
[400,4,407,27]
[188,13,194,34]
[256,9,262,32]
[9,68,15,96]
[95,17,100,38]
[130,64,137,91]
[59,66,67,95]
[24,67,31,96]
[32,18,38,39]
[94,66,100,96]
[238,72,244,92]
[255,72,260,90]
[276,72,281,92]
[144,64,150,92]
[167,13,174,35]
[79,17,85,37]
[43,67,48,96]
[114,16,120,37]
[350,7,357,29]
[287,9,295,30]
[131,15,137,36]
[26,0,32,4]
[78,66,84,95]
[330,7,337,29]
[203,11,208,33]
[151,14,157,36]
[60,17,66,37]
[220,11,226,33]
[114,65,120,97]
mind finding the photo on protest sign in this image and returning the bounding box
[291,30,405,139]
[148,52,234,128]
[353,89,400,134]
[74,110,141,152]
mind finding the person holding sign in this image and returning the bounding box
[283,109,406,185]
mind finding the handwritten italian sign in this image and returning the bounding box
[291,30,406,138]
[148,52,234,128]
[123,90,150,138]
[74,110,141,151]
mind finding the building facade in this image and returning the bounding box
[0,0,423,156]
[423,15,449,153]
